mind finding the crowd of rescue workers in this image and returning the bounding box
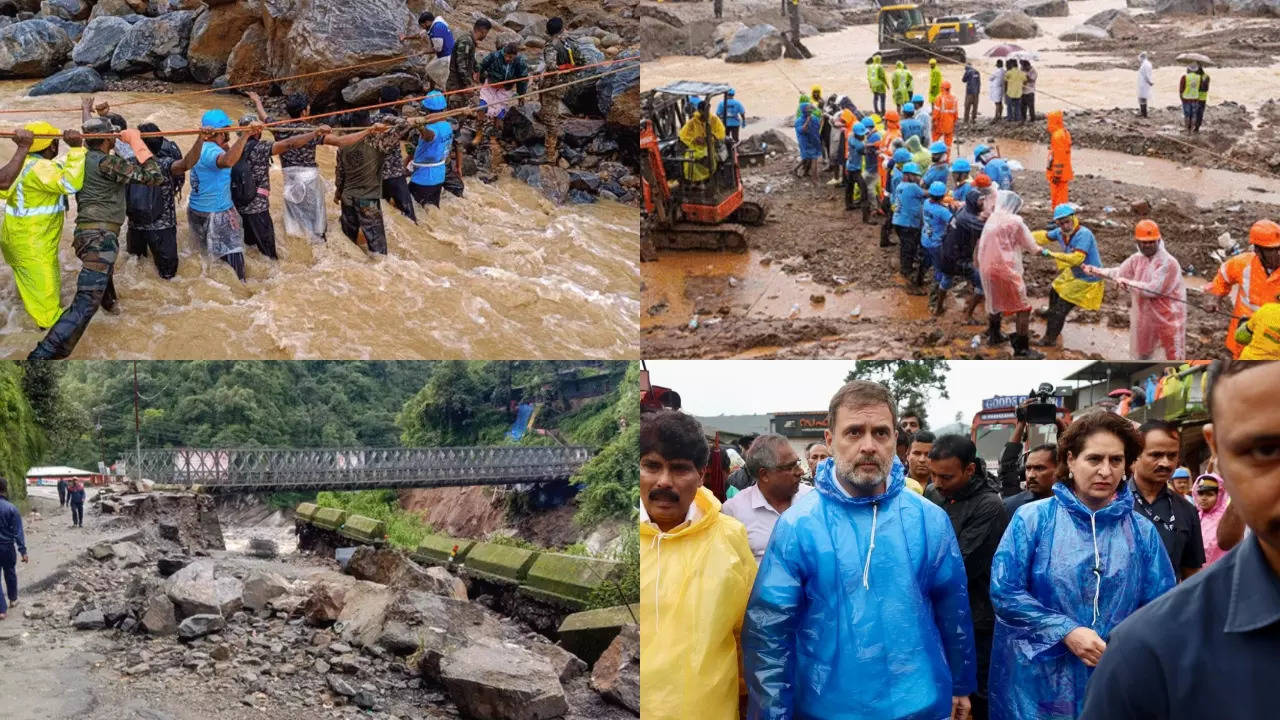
[639,360,1280,720]
[0,14,581,360]
[674,52,1279,360]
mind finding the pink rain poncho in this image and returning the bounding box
[1085,241,1187,359]
[977,190,1041,315]
[1195,473,1231,567]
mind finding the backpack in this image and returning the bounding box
[125,182,166,226]
[558,37,603,67]
[229,139,259,208]
[939,216,969,276]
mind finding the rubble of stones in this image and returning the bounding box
[20,518,638,720]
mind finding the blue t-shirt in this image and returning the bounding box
[188,142,231,213]
[1048,225,1104,282]
[716,98,745,127]
[893,181,927,228]
[430,18,455,58]
[922,199,952,248]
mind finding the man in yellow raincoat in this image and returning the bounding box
[1033,203,1105,347]
[677,98,725,183]
[640,410,756,720]
[0,122,86,329]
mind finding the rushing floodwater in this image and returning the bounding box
[0,82,639,359]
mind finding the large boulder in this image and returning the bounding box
[1016,0,1070,16]
[141,593,177,634]
[985,10,1040,39]
[177,613,226,640]
[110,541,148,569]
[725,24,782,64]
[1154,0,1214,10]
[40,0,89,21]
[1219,0,1280,15]
[439,644,570,720]
[0,19,71,77]
[242,570,291,611]
[186,0,259,84]
[500,10,548,35]
[1083,8,1142,38]
[28,64,101,94]
[252,0,425,106]
[164,559,244,619]
[590,624,639,714]
[70,15,127,68]
[340,72,423,106]
[87,0,134,21]
[109,8,196,74]
[224,20,268,85]
[1060,24,1109,41]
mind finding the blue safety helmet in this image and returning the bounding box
[853,125,867,137]
[902,162,921,175]
[929,181,947,197]
[867,131,882,144]
[902,102,915,115]
[1053,204,1077,221]
[929,140,946,155]
[727,88,735,96]
[201,109,232,129]
[912,94,924,105]
[421,90,446,111]
[892,148,911,165]
[974,144,990,159]
[951,158,971,173]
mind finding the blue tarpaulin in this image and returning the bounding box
[507,403,535,440]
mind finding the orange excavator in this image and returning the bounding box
[640,81,767,259]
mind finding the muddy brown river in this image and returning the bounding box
[0,82,639,359]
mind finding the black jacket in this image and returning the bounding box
[939,470,1009,633]
[998,440,1025,497]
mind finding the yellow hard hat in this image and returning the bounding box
[25,121,59,153]
[811,85,822,97]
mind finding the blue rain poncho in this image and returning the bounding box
[988,481,1175,720]
[742,456,977,720]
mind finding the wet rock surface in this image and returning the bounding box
[28,62,101,93]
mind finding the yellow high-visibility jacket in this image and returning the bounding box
[640,487,756,720]
[1,148,86,328]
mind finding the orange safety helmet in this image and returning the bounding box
[1134,219,1161,241]
[942,80,951,91]
[1249,219,1280,248]
[885,109,899,122]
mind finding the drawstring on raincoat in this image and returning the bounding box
[862,502,879,589]
[1089,511,1101,626]
[649,532,665,632]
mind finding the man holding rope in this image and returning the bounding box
[477,42,530,177]
[29,97,170,359]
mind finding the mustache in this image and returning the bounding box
[648,487,681,503]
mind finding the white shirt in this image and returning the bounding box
[721,483,813,561]
[640,495,702,533]
[1138,60,1155,100]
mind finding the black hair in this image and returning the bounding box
[0,482,7,498]
[106,113,126,130]
[996,59,1004,68]
[1027,443,1058,464]
[379,85,402,103]
[639,410,710,471]
[1207,359,1274,419]
[928,434,977,467]
[546,17,563,35]
[503,42,519,55]
[285,93,309,119]
[474,18,491,30]
[805,441,826,453]
[137,122,164,154]
[897,430,914,449]
[418,11,434,25]
[347,109,371,128]
[912,429,936,444]
[1137,419,1179,442]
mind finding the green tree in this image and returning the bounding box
[845,361,950,426]
[1,364,48,504]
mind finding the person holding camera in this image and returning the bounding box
[999,394,1068,503]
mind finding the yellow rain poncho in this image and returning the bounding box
[1034,225,1105,311]
[640,486,756,720]
[1,141,86,328]
[678,110,726,183]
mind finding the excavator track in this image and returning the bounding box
[649,223,749,253]
[729,201,768,226]
[872,46,966,66]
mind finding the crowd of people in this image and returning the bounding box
[0,14,592,360]
[639,361,1279,719]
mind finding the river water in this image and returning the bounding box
[0,82,639,359]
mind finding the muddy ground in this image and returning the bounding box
[1060,14,1280,69]
[640,125,1279,359]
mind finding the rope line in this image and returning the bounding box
[0,59,637,139]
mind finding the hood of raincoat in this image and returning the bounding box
[742,455,978,719]
[977,190,1042,315]
[905,135,923,153]
[1110,239,1187,358]
[896,60,905,70]
[640,486,757,720]
[1195,473,1231,566]
[1047,110,1065,133]
[988,479,1175,720]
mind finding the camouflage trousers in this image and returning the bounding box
[28,227,118,360]
[339,198,388,255]
[540,88,564,162]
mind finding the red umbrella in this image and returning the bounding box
[1108,388,1133,398]
[985,44,1025,58]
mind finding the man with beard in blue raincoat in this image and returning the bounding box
[743,380,977,720]
[988,411,1175,720]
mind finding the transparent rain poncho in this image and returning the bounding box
[1085,240,1187,359]
[742,456,976,720]
[977,190,1041,314]
[988,482,1175,720]
[281,166,328,242]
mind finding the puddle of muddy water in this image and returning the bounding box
[223,520,299,556]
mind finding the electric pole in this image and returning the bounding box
[134,361,141,482]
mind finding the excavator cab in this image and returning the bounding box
[873,4,975,64]
[641,81,766,256]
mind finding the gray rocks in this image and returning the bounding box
[241,571,290,612]
[247,537,278,559]
[88,542,115,561]
[1060,24,1109,41]
[40,0,89,21]
[156,556,188,577]
[109,8,196,75]
[1081,9,1141,38]
[326,673,357,697]
[71,15,129,69]
[0,19,72,77]
[165,559,244,619]
[440,644,569,720]
[303,582,345,626]
[73,608,106,630]
[154,52,188,81]
[340,72,423,106]
[110,541,148,569]
[501,10,548,34]
[177,613,226,640]
[344,546,467,601]
[985,10,1041,39]
[514,164,571,204]
[1218,0,1280,16]
[141,593,178,634]
[87,0,133,21]
[590,624,639,713]
[1016,0,1070,16]
[725,24,782,64]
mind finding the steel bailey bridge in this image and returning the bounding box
[135,446,595,492]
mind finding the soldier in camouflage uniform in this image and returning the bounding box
[447,17,490,110]
[29,105,173,359]
[540,17,570,165]
[334,111,432,255]
[373,86,417,223]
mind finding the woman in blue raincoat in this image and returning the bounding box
[989,411,1175,720]
[793,96,823,184]
[742,450,976,719]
